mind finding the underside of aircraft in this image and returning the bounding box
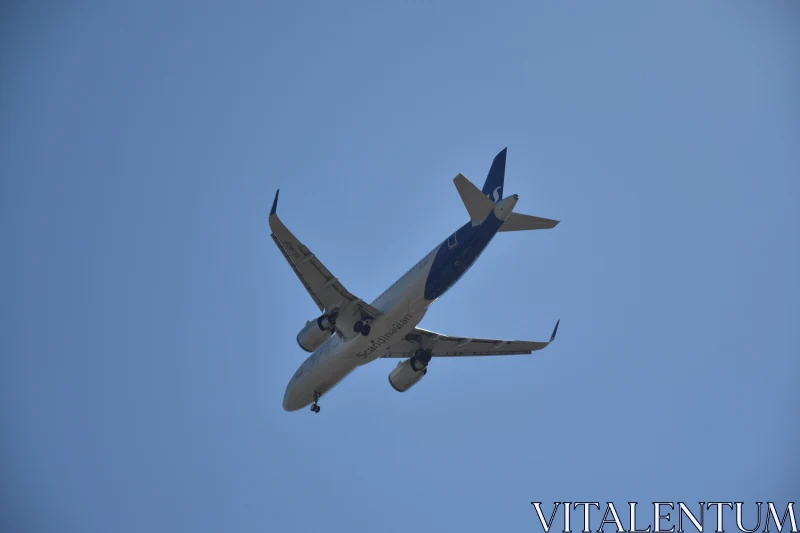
[270,148,560,412]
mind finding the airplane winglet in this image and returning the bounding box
[270,189,280,217]
[549,319,560,343]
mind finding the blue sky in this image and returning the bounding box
[1,2,798,532]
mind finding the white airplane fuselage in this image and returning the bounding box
[282,195,519,411]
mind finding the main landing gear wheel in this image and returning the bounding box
[311,391,321,413]
[353,321,371,336]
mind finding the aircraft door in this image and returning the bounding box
[447,232,458,248]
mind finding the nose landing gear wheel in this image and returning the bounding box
[361,324,371,336]
[311,391,321,413]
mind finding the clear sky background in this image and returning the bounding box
[1,2,798,532]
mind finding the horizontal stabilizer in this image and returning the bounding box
[454,173,495,226]
[498,212,560,232]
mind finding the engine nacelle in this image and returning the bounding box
[388,357,428,392]
[296,312,338,352]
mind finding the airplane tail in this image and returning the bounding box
[455,147,560,231]
[482,148,506,203]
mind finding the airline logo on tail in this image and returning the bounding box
[487,186,502,203]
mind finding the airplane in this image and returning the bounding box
[271,148,560,413]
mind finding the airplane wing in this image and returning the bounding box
[382,320,559,358]
[268,190,381,321]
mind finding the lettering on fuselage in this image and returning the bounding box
[355,314,414,358]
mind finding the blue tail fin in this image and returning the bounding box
[481,148,506,203]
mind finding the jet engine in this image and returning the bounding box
[296,312,338,352]
[388,353,430,392]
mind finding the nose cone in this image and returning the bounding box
[493,194,519,221]
[283,376,315,412]
[283,381,302,411]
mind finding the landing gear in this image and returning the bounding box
[310,391,321,413]
[412,348,432,370]
[353,321,371,336]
